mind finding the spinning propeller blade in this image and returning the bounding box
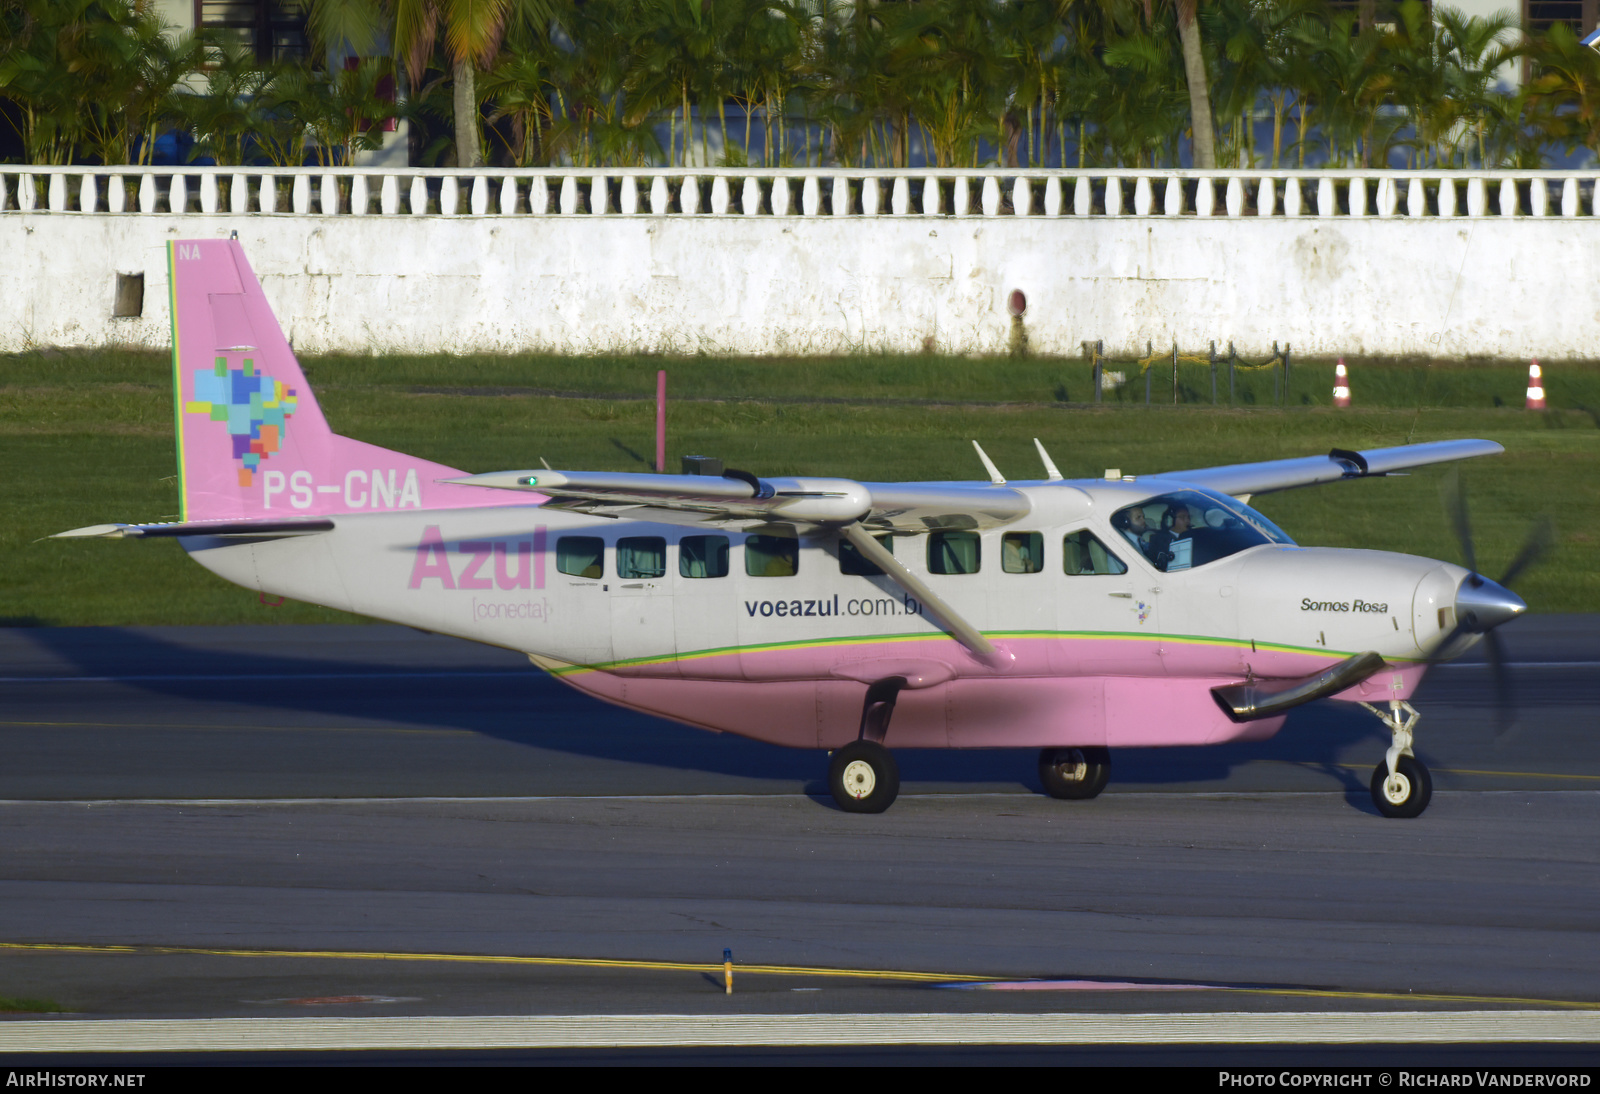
[1436,471,1552,737]
[1441,467,1478,576]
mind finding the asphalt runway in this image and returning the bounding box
[0,618,1597,1057]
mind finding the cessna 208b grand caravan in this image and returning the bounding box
[60,239,1529,817]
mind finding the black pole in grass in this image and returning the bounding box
[1145,340,1152,405]
[1093,339,1103,404]
[1172,341,1179,405]
[1210,341,1217,405]
[1273,342,1281,405]
[1284,343,1292,405]
[1229,342,1236,403]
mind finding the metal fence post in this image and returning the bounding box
[1093,339,1103,404]
[1209,341,1217,405]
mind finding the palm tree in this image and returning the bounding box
[1523,20,1600,162]
[1172,0,1218,166]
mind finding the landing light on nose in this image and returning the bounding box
[1454,575,1526,633]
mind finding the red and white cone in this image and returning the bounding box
[1333,358,1351,408]
[1525,360,1545,410]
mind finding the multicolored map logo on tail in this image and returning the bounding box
[184,356,299,487]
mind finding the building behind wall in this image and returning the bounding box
[150,0,407,166]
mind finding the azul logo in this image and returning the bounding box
[410,525,548,591]
[263,468,423,511]
[185,356,298,488]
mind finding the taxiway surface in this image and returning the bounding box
[0,619,1596,1023]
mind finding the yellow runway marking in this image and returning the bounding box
[0,941,982,984]
[1286,761,1600,783]
[2,942,1596,1009]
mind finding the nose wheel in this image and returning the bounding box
[1371,753,1432,818]
[828,740,900,814]
[1359,700,1432,818]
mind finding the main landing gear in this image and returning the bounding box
[1360,699,1432,818]
[1038,747,1111,800]
[828,740,901,814]
[828,677,905,813]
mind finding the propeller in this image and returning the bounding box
[1437,468,1553,735]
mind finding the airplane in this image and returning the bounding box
[57,238,1536,819]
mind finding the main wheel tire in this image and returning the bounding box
[1038,746,1111,800]
[828,740,900,814]
[1371,754,1432,818]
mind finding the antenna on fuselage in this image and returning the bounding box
[971,441,1006,485]
[1033,438,1063,481]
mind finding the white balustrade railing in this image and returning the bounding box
[2,164,1597,219]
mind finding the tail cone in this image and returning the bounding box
[1333,358,1350,408]
[1525,360,1545,410]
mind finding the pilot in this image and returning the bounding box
[1113,507,1150,554]
[1145,504,1191,571]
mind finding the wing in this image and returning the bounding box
[1159,439,1504,498]
[444,469,1033,534]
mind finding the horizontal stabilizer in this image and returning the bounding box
[54,518,334,540]
[1211,650,1388,722]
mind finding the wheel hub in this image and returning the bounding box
[1055,749,1088,783]
[842,758,876,800]
[1382,772,1412,805]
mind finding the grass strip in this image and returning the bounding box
[4,350,1597,625]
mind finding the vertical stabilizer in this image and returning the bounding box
[169,239,516,521]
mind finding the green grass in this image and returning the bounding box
[4,348,1597,625]
[0,996,62,1014]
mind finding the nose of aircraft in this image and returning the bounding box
[1455,574,1526,633]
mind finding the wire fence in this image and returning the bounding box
[1088,340,1293,405]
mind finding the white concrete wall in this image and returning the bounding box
[1,210,1592,361]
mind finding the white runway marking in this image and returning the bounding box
[0,1011,1596,1052]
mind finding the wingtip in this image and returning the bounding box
[51,524,132,539]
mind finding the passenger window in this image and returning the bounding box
[928,531,981,575]
[746,534,799,577]
[679,535,729,578]
[1063,530,1129,576]
[616,536,666,579]
[556,535,604,578]
[839,534,894,576]
[1001,531,1043,574]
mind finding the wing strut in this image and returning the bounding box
[840,524,1009,668]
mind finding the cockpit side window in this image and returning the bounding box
[1063,530,1128,575]
[1111,488,1293,572]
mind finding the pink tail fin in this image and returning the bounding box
[169,239,508,521]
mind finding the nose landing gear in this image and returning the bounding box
[1359,699,1432,818]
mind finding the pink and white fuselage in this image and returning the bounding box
[181,486,1466,752]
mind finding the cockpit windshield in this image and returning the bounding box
[1110,488,1294,573]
